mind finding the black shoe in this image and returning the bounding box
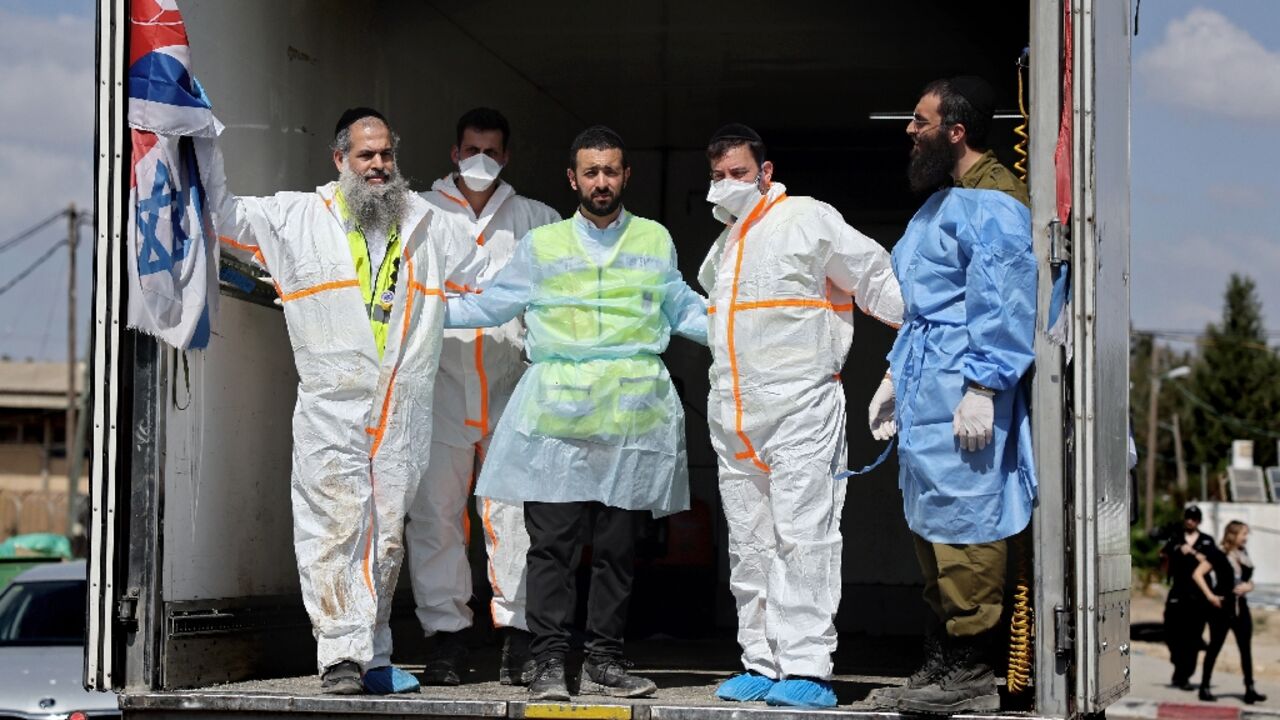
[580,655,657,698]
[421,630,467,686]
[528,657,571,702]
[1173,681,1196,691]
[499,628,536,686]
[1245,687,1267,704]
[320,660,363,695]
[898,635,999,715]
[1198,687,1217,702]
[868,631,946,709]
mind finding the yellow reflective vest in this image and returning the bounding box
[335,189,401,358]
[523,218,673,438]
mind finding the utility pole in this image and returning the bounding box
[1144,341,1160,534]
[1172,413,1188,499]
[66,203,78,513]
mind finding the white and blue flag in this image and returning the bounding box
[126,0,222,349]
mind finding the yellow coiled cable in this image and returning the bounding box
[1007,548,1034,693]
[1013,48,1030,182]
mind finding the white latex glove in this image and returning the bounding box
[868,376,897,440]
[952,388,995,451]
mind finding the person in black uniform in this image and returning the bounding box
[1161,505,1217,690]
[1193,520,1268,704]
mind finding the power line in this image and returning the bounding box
[35,276,63,359]
[1135,328,1280,340]
[1168,381,1280,439]
[0,239,67,296]
[1133,329,1277,353]
[0,209,69,255]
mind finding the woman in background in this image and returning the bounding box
[1193,520,1268,704]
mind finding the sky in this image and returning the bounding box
[1130,0,1280,346]
[0,1,93,362]
[0,1,1278,361]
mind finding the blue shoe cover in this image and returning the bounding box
[764,678,837,708]
[716,671,776,701]
[363,665,420,694]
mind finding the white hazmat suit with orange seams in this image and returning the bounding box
[698,127,903,696]
[408,170,559,639]
[209,112,483,683]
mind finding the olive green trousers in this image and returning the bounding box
[912,533,1007,637]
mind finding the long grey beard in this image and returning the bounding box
[339,165,411,233]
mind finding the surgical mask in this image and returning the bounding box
[706,175,764,223]
[458,153,503,192]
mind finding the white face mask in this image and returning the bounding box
[458,152,503,192]
[706,175,763,223]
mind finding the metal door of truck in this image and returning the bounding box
[1071,0,1133,713]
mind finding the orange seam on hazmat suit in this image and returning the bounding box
[362,509,376,598]
[410,281,444,299]
[445,280,482,295]
[483,496,503,625]
[464,328,490,432]
[734,298,835,312]
[370,257,418,459]
[279,279,360,303]
[362,253,423,599]
[724,193,787,474]
[218,235,266,265]
[439,191,469,209]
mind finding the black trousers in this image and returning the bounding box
[1164,596,1207,684]
[524,500,643,662]
[1202,602,1255,688]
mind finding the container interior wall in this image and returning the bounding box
[161,0,1031,636]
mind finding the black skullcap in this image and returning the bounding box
[947,76,996,121]
[335,107,387,137]
[1185,505,1203,521]
[709,122,763,145]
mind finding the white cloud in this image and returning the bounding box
[0,7,93,361]
[1137,7,1280,123]
[1132,230,1280,334]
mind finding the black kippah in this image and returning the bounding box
[709,122,763,145]
[947,76,996,121]
[334,107,387,137]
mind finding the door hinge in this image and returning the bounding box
[116,587,139,631]
[1054,604,1075,658]
[1049,218,1071,267]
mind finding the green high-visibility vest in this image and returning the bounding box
[524,216,674,439]
[335,190,400,359]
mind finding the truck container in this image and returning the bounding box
[87,1,1133,717]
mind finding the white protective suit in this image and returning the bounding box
[699,182,903,680]
[407,176,560,634]
[213,179,482,672]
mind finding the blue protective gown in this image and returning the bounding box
[446,210,708,516]
[888,188,1037,545]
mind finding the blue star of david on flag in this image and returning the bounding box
[135,138,205,276]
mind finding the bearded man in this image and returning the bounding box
[211,107,483,695]
[443,125,708,702]
[865,76,1036,715]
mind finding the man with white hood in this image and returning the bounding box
[407,107,560,686]
[212,107,482,695]
[698,123,903,709]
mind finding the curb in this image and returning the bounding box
[1109,698,1280,720]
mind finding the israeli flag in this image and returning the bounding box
[126,0,222,349]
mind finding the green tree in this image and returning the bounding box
[1184,275,1280,473]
